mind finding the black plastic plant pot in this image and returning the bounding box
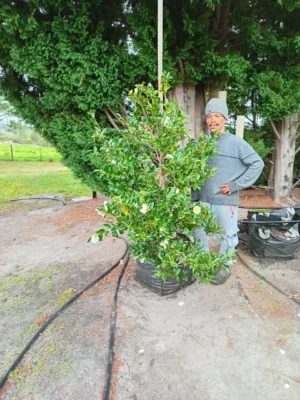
[247,211,281,222]
[135,260,195,296]
[248,224,300,259]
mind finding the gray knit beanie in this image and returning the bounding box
[205,98,229,120]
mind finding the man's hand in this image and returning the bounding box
[220,184,232,195]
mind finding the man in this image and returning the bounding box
[192,98,264,285]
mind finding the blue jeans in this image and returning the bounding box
[193,202,239,266]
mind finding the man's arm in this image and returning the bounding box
[228,141,264,194]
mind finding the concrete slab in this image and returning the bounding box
[71,196,93,202]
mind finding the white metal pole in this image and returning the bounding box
[158,0,163,101]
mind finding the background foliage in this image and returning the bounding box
[0,1,299,194]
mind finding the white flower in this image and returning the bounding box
[140,204,149,214]
[160,239,169,249]
[95,208,105,217]
[165,154,174,160]
[111,159,116,165]
[193,206,201,215]
[163,116,170,126]
[103,201,108,211]
[90,234,99,244]
[176,188,180,194]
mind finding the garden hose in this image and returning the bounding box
[238,205,299,210]
[0,239,129,395]
[103,250,129,400]
[238,219,300,225]
[10,197,67,205]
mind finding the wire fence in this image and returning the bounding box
[0,143,61,162]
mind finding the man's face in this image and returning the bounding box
[206,113,226,133]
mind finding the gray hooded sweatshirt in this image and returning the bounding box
[192,132,264,206]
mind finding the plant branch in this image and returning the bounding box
[120,104,128,122]
[217,1,232,52]
[292,177,300,189]
[178,60,185,75]
[157,153,165,189]
[245,115,254,124]
[269,120,281,141]
[295,145,300,156]
[212,5,221,30]
[107,106,119,121]
[104,108,120,130]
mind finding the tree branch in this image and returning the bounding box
[293,115,300,137]
[120,104,128,122]
[292,177,300,189]
[212,5,221,30]
[104,108,120,130]
[157,153,166,189]
[245,115,254,124]
[269,120,281,141]
[178,60,185,75]
[295,146,300,156]
[217,1,231,52]
[107,106,119,121]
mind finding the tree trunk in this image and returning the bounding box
[208,82,221,100]
[195,83,207,135]
[272,113,300,202]
[168,83,206,147]
[268,149,275,189]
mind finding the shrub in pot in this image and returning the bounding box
[91,82,231,289]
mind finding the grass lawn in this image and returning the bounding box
[0,144,61,162]
[0,161,91,204]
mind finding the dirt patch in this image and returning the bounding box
[0,196,127,396]
[240,187,300,208]
[109,356,125,400]
[0,246,126,400]
[33,313,50,327]
[238,267,293,320]
[0,198,63,217]
[1,192,300,400]
[43,196,107,230]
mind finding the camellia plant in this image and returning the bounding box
[91,81,231,283]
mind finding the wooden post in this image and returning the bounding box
[10,144,14,161]
[157,0,163,101]
[236,115,245,138]
[92,191,97,199]
[39,145,42,161]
